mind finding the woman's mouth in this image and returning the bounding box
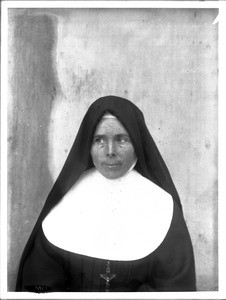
[103,163,121,168]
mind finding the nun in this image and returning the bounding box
[16,95,196,292]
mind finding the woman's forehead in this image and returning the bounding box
[94,118,129,136]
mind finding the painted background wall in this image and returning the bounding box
[8,8,218,291]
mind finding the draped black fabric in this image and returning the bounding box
[20,201,196,292]
[16,95,185,291]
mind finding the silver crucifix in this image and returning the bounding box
[100,261,116,291]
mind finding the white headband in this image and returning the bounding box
[102,112,117,119]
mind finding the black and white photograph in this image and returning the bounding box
[1,1,226,299]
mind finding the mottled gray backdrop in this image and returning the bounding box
[8,8,218,291]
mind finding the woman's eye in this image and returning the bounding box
[117,137,128,143]
[93,137,105,144]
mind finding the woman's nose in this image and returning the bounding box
[106,141,117,157]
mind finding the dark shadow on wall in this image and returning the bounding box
[8,11,60,291]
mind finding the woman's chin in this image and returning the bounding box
[97,168,127,180]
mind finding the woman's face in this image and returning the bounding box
[90,116,136,179]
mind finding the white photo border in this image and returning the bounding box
[1,1,226,299]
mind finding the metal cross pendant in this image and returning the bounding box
[100,261,116,292]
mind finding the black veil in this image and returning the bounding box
[16,95,181,290]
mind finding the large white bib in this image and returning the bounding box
[42,169,173,261]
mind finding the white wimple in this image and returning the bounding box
[43,168,173,261]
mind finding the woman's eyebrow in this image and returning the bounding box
[115,133,130,137]
[93,134,105,138]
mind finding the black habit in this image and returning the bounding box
[16,96,196,292]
